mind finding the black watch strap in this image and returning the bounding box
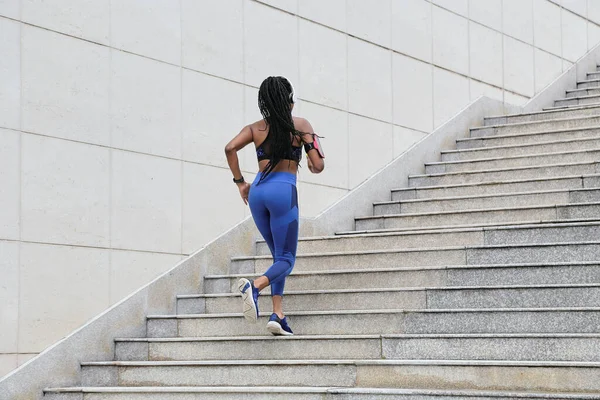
[233,176,245,184]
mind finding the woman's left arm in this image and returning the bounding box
[225,125,253,204]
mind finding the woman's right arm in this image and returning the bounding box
[299,118,325,174]
[225,125,253,204]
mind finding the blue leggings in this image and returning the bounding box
[248,172,299,297]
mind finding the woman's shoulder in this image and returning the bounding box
[292,116,309,127]
[249,119,267,130]
[292,116,314,133]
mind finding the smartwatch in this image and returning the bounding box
[233,176,245,184]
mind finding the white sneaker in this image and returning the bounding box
[237,278,259,323]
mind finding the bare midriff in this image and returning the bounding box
[257,159,299,174]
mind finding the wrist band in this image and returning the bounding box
[233,176,245,184]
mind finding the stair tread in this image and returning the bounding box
[485,103,600,120]
[568,87,600,93]
[205,261,600,280]
[374,187,600,206]
[442,135,600,155]
[458,125,600,143]
[42,386,600,398]
[255,220,600,245]
[472,113,600,131]
[339,217,600,235]
[148,307,600,319]
[234,239,600,262]
[424,147,600,167]
[355,201,600,222]
[79,359,600,367]
[409,160,598,179]
[184,283,600,299]
[114,332,600,343]
[394,172,600,192]
[545,103,600,111]
[556,94,600,102]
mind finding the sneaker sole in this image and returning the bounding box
[237,278,259,323]
[267,320,294,336]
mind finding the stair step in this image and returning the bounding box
[232,245,467,274]
[456,126,600,150]
[588,72,600,80]
[260,228,484,256]
[567,87,600,98]
[441,137,600,162]
[383,333,600,363]
[470,115,600,137]
[395,173,600,200]
[281,220,600,255]
[259,219,600,256]
[41,386,600,400]
[577,78,600,89]
[374,188,600,215]
[79,360,357,388]
[545,103,600,112]
[467,241,600,265]
[355,202,600,231]
[206,262,600,293]
[114,333,600,363]
[425,148,600,175]
[411,161,600,188]
[238,240,600,275]
[114,334,383,362]
[178,284,600,315]
[147,308,600,337]
[554,95,600,108]
[484,104,600,126]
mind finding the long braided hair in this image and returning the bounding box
[256,76,308,184]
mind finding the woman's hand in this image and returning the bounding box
[237,182,251,205]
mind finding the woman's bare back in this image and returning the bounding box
[250,117,307,174]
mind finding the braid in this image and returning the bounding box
[256,76,307,184]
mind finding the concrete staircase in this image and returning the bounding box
[43,68,600,399]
